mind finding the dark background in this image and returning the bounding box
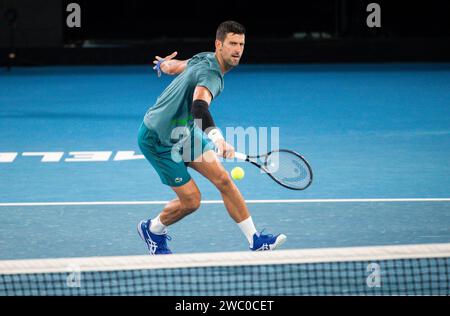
[1,0,450,65]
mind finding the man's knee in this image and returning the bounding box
[180,191,201,214]
[214,171,233,191]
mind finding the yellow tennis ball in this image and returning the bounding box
[231,167,245,180]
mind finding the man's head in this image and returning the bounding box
[215,21,245,71]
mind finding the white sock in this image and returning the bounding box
[150,215,167,235]
[237,216,257,247]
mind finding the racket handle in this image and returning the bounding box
[234,152,247,161]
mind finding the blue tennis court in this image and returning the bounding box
[1,63,450,260]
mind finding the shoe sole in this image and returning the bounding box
[270,234,287,250]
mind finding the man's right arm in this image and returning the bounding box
[191,86,235,159]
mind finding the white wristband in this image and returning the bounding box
[207,128,224,143]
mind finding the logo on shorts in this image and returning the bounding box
[175,177,183,184]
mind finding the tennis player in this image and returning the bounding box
[137,21,286,255]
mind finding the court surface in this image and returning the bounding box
[1,63,449,259]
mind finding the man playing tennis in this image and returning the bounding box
[137,21,286,255]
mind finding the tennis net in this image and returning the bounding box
[0,243,449,295]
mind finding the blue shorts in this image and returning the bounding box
[137,122,215,187]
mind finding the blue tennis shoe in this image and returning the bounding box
[137,220,172,255]
[250,231,287,251]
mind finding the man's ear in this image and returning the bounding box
[215,39,222,50]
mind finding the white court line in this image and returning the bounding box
[0,198,450,207]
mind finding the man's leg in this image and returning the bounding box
[188,150,262,248]
[152,179,201,230]
[137,122,203,254]
[188,150,249,223]
[188,150,286,251]
[138,179,201,255]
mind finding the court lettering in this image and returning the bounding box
[0,152,18,163]
[0,151,144,163]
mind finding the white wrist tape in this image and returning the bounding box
[207,128,224,143]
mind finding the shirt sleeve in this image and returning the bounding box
[197,68,222,100]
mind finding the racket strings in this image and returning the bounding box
[265,151,312,189]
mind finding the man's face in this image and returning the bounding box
[216,33,245,68]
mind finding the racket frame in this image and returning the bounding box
[235,149,313,190]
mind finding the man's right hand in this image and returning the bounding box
[216,139,235,159]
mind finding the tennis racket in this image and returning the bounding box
[234,149,313,190]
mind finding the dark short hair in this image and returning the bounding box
[216,21,245,42]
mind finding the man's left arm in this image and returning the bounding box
[153,51,190,76]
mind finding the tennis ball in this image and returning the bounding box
[231,167,245,180]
